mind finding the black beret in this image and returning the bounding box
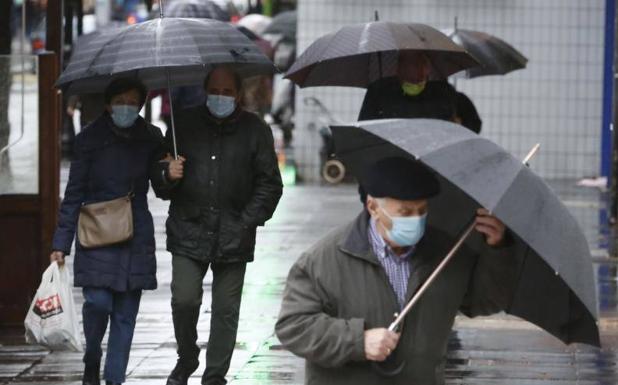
[360,157,440,200]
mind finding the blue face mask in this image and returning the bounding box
[207,94,236,119]
[380,206,427,247]
[111,105,139,128]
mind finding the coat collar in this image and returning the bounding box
[338,210,381,265]
[100,112,157,142]
[338,210,446,302]
[198,104,244,133]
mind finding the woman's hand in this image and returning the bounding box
[50,251,65,266]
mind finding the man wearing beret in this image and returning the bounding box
[275,157,521,385]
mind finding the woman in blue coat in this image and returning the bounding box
[49,78,167,385]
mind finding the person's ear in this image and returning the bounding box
[235,88,242,103]
[366,196,379,217]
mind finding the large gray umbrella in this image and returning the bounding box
[331,118,600,348]
[285,21,478,88]
[56,17,273,94]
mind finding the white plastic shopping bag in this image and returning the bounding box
[24,262,83,351]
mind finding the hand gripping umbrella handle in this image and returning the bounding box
[387,143,541,332]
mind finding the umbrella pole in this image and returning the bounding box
[166,70,179,159]
[387,143,541,332]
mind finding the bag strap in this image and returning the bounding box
[128,179,135,199]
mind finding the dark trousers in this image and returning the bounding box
[82,287,142,384]
[171,255,247,385]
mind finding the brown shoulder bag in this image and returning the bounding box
[77,194,134,248]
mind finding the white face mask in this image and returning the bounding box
[206,94,236,118]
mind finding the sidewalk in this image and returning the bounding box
[1,175,617,384]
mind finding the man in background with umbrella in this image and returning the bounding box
[155,66,283,385]
[276,157,519,385]
[358,51,458,122]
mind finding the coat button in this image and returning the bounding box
[209,180,215,185]
[211,155,216,160]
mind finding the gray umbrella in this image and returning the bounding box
[263,10,296,41]
[56,17,274,94]
[445,28,528,78]
[285,21,478,88]
[331,118,600,348]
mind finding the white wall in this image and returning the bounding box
[293,0,606,182]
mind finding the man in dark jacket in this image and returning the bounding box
[276,157,521,385]
[154,66,283,385]
[358,51,458,121]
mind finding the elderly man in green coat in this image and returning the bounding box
[275,157,521,385]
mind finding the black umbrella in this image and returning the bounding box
[149,0,230,21]
[446,28,528,78]
[263,10,296,41]
[331,119,600,349]
[285,21,479,88]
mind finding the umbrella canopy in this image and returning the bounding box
[237,13,272,36]
[57,17,274,94]
[285,21,479,88]
[445,28,528,78]
[237,25,274,58]
[149,0,230,21]
[263,10,296,41]
[331,118,600,347]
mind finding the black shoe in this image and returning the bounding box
[166,363,193,385]
[82,363,100,385]
[105,382,121,385]
[201,370,227,385]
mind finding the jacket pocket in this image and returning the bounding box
[219,210,253,254]
[166,205,203,246]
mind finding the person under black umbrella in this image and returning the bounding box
[358,51,458,122]
[276,157,516,385]
[357,51,482,203]
[155,66,283,385]
[50,78,167,385]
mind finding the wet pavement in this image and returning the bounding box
[1,167,617,384]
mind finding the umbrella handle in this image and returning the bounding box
[387,143,541,332]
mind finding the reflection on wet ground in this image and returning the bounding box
[1,179,616,384]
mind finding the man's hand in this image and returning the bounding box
[167,154,186,181]
[50,251,65,266]
[475,208,506,247]
[364,328,400,362]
